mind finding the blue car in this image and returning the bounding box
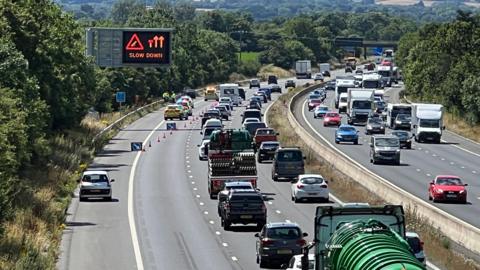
[258,88,272,100]
[335,124,359,144]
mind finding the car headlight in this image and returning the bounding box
[367,125,372,129]
[336,134,342,138]
[396,121,401,124]
[380,126,384,129]
[396,149,400,153]
[436,189,443,193]
[406,139,411,143]
[375,150,380,153]
[459,190,466,194]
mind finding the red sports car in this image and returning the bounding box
[323,112,342,127]
[308,99,322,111]
[428,175,468,203]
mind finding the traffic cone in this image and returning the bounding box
[170,130,173,135]
[184,123,187,128]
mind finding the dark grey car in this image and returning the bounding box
[272,148,305,181]
[391,130,412,149]
[370,135,401,165]
[394,113,412,130]
[255,222,308,268]
[365,117,386,135]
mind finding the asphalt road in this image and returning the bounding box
[292,75,480,229]
[59,77,342,270]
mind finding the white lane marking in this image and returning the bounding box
[187,165,191,168]
[275,210,281,214]
[209,220,214,224]
[189,175,193,178]
[267,201,273,205]
[128,119,166,270]
[231,256,238,262]
[186,160,190,163]
[187,170,192,173]
[191,181,195,184]
[186,156,190,159]
[426,173,431,177]
[222,243,228,247]
[473,171,477,174]
[203,211,208,215]
[416,168,421,172]
[442,140,480,158]
[193,187,198,191]
[215,231,221,235]
[199,202,204,206]
[196,194,201,198]
[432,154,437,157]
[441,158,445,161]
[285,219,291,223]
[450,162,455,165]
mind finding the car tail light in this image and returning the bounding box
[296,183,305,189]
[250,179,256,187]
[459,190,466,194]
[262,239,275,247]
[296,239,306,246]
[420,241,424,249]
[213,180,222,187]
[261,204,266,212]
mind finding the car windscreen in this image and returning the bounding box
[215,107,226,112]
[82,174,108,183]
[262,142,279,148]
[340,97,348,102]
[256,129,275,135]
[246,123,266,131]
[316,106,328,111]
[277,151,302,162]
[310,99,322,104]
[352,100,371,109]
[244,111,261,118]
[339,127,355,132]
[204,112,219,117]
[227,185,252,191]
[397,114,411,120]
[363,80,381,88]
[230,195,263,202]
[392,131,408,138]
[375,138,400,147]
[407,237,422,253]
[436,178,463,185]
[204,128,219,136]
[369,118,382,124]
[326,113,338,117]
[301,177,324,185]
[266,227,301,239]
[309,94,321,99]
[419,119,440,128]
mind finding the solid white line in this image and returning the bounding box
[128,119,165,270]
[450,143,480,158]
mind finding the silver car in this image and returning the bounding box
[79,171,114,201]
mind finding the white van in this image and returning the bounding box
[338,93,348,113]
[219,83,241,106]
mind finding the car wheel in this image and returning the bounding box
[354,139,358,145]
[204,99,207,101]
[209,193,215,199]
[372,158,377,164]
[323,123,327,127]
[294,196,299,203]
[79,196,86,202]
[272,175,278,181]
[407,143,412,149]
[428,193,432,201]
[257,221,265,231]
[257,157,262,163]
[395,159,401,165]
[223,219,231,230]
[335,140,339,144]
[104,196,112,201]
[259,257,268,268]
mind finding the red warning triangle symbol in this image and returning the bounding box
[125,33,144,51]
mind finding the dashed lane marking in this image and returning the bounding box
[209,220,215,224]
[203,211,208,215]
[426,173,431,177]
[199,202,204,206]
[215,231,221,235]
[222,243,228,247]
[191,181,195,184]
[231,257,238,262]
[275,210,281,214]
[196,195,201,198]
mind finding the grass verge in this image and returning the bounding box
[0,100,164,269]
[267,88,480,270]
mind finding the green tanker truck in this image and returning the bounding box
[302,204,426,270]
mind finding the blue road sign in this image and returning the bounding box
[130,142,143,151]
[166,122,176,130]
[116,91,126,103]
[373,47,383,56]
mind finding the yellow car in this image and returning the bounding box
[164,104,188,120]
[204,86,218,101]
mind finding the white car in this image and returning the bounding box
[79,171,115,201]
[313,73,324,82]
[243,118,260,124]
[218,102,232,115]
[219,97,233,107]
[202,118,223,129]
[406,231,426,267]
[291,174,329,202]
[198,139,210,160]
[284,254,315,270]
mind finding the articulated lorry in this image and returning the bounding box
[347,88,374,125]
[207,129,257,199]
[296,60,312,79]
[411,103,444,143]
[300,204,426,270]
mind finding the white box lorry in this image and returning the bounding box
[219,83,241,106]
[411,103,444,143]
[347,88,374,125]
[319,63,330,75]
[335,79,355,109]
[295,60,312,79]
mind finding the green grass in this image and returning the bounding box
[236,52,259,63]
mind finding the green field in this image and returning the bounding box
[237,52,259,62]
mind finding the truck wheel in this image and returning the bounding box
[294,196,299,203]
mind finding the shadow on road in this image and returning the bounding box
[227,225,261,233]
[66,221,96,227]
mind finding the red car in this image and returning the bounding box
[323,112,342,127]
[428,175,468,203]
[308,99,322,111]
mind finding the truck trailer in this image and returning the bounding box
[296,60,312,79]
[207,129,257,198]
[306,204,426,270]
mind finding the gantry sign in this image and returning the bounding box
[86,28,173,68]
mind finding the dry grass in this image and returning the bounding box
[258,64,294,80]
[267,89,480,270]
[443,113,480,143]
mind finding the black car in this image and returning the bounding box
[249,79,260,89]
[285,80,296,88]
[391,130,412,149]
[269,84,282,93]
[366,117,386,135]
[321,70,330,77]
[242,109,263,123]
[239,88,246,100]
[257,141,280,163]
[345,67,352,73]
[393,113,412,130]
[268,75,278,84]
[247,100,261,111]
[183,89,197,99]
[255,222,308,268]
[220,190,266,230]
[325,81,335,91]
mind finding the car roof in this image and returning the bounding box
[225,182,253,187]
[83,170,108,175]
[261,141,279,145]
[435,175,460,179]
[205,119,222,124]
[245,109,261,112]
[406,231,420,238]
[373,135,397,139]
[339,124,354,128]
[299,174,324,179]
[277,147,301,151]
[266,222,300,229]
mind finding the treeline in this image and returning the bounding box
[396,10,480,124]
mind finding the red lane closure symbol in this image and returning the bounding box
[125,33,144,51]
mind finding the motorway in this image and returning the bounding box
[57,69,477,269]
[292,76,480,229]
[58,77,342,270]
